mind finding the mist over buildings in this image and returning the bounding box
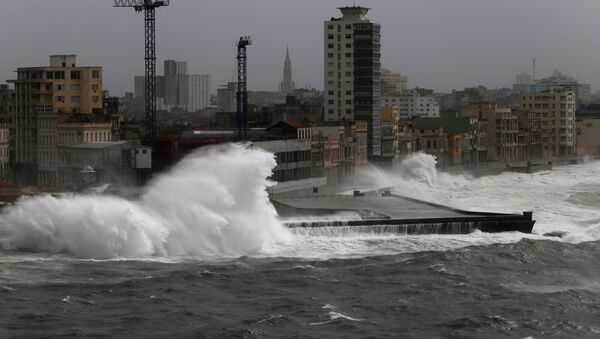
[1,0,600,95]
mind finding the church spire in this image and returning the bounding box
[281,45,295,94]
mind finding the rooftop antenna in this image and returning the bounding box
[114,0,170,142]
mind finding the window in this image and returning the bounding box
[70,71,81,80]
[91,84,99,92]
[328,100,334,104]
[70,84,80,91]
[92,96,99,103]
[54,71,65,79]
[345,53,352,58]
[92,70,100,79]
[327,24,334,30]
[346,43,352,48]
[345,34,352,39]
[328,43,334,48]
[327,53,334,58]
[328,34,334,39]
[71,96,80,103]
[345,24,352,29]
[46,72,54,79]
[56,96,65,103]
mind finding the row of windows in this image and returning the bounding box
[327,24,353,30]
[19,70,101,80]
[55,96,100,103]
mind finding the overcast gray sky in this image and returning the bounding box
[1,0,599,95]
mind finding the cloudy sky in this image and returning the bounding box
[1,0,599,95]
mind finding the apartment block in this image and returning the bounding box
[461,102,518,162]
[8,55,103,184]
[381,88,440,119]
[521,91,577,158]
[324,6,382,160]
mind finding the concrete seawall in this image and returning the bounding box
[273,190,535,234]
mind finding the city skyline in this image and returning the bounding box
[1,0,599,95]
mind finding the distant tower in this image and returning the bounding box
[280,45,295,94]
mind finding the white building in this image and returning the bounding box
[324,6,381,159]
[381,89,440,119]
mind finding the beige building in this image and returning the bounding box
[324,6,381,159]
[9,55,103,184]
[521,91,576,158]
[380,68,408,96]
[461,102,518,162]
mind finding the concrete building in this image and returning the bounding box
[324,6,382,160]
[521,91,577,158]
[69,141,151,189]
[380,68,408,96]
[217,82,237,112]
[253,139,312,183]
[0,85,15,175]
[379,106,397,162]
[381,88,440,119]
[576,118,600,156]
[135,61,210,112]
[461,102,518,162]
[187,74,211,112]
[0,125,9,179]
[535,70,590,106]
[9,55,103,185]
[280,46,295,95]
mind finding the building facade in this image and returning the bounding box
[9,55,103,184]
[381,88,440,119]
[380,68,408,96]
[324,6,381,160]
[521,91,577,158]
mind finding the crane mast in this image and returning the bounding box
[236,36,252,140]
[114,0,170,141]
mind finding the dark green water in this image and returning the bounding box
[2,239,599,338]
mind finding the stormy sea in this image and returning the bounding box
[1,145,599,338]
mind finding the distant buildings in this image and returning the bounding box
[324,6,381,160]
[217,82,237,113]
[380,68,408,96]
[134,60,211,113]
[381,88,440,119]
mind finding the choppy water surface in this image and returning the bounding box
[1,148,600,338]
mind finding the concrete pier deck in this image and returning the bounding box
[273,191,535,234]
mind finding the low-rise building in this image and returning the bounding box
[576,118,600,156]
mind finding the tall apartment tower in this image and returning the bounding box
[164,60,188,106]
[324,6,381,159]
[280,46,295,95]
[9,55,103,184]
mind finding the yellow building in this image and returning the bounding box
[521,91,576,158]
[9,55,103,184]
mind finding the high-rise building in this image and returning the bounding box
[164,60,188,106]
[8,55,103,184]
[187,74,211,112]
[280,46,295,95]
[521,91,577,158]
[324,6,382,159]
[135,61,210,112]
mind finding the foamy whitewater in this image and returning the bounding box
[0,144,291,259]
[1,147,599,260]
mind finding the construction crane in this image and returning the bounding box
[114,0,170,141]
[236,36,252,140]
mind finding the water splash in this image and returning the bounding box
[355,153,600,241]
[0,144,291,259]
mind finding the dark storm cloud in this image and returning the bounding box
[1,0,599,94]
